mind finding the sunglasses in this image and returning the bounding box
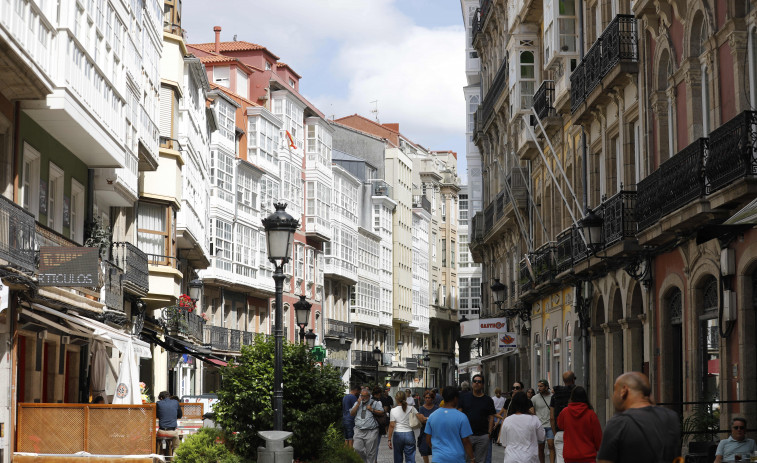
[513,386,522,390]
[733,426,746,430]
[472,380,483,384]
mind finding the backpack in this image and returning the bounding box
[372,400,389,428]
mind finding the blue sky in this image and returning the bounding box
[181,0,468,181]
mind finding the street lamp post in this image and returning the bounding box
[262,203,299,431]
[422,348,430,389]
[305,329,317,349]
[372,347,382,384]
[294,295,312,344]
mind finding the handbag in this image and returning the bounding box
[408,407,421,430]
[490,422,502,440]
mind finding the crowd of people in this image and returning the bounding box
[341,370,756,463]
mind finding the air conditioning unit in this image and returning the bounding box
[721,248,735,276]
[723,290,738,322]
[61,336,71,345]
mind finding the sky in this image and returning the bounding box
[181,0,469,182]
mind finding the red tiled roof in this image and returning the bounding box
[190,41,280,59]
[275,62,302,79]
[208,83,259,107]
[197,55,237,64]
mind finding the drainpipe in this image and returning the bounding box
[577,0,590,389]
[86,169,94,236]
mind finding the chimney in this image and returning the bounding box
[213,26,221,53]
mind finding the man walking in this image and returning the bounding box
[425,385,476,463]
[458,373,496,463]
[550,371,576,463]
[597,372,681,463]
[533,379,555,463]
[350,387,385,463]
[715,417,756,462]
[342,385,360,447]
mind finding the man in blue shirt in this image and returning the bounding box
[425,385,476,463]
[342,385,360,448]
[156,391,183,451]
[715,417,756,462]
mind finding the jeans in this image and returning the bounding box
[554,431,564,463]
[392,431,416,463]
[486,437,492,463]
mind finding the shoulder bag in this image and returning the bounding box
[408,407,421,429]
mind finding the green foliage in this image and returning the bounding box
[213,334,345,461]
[310,424,362,463]
[682,404,720,444]
[173,428,242,463]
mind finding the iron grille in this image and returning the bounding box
[112,242,149,293]
[705,111,757,195]
[659,138,707,217]
[533,80,555,120]
[187,312,204,342]
[325,318,355,339]
[635,169,661,231]
[519,258,533,293]
[496,191,508,220]
[599,190,637,246]
[555,228,573,273]
[229,329,242,351]
[484,202,494,233]
[102,261,124,312]
[352,349,379,367]
[0,195,36,271]
[405,358,418,371]
[205,325,229,351]
[532,243,555,286]
[572,226,589,263]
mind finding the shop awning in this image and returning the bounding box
[207,358,227,367]
[27,303,152,358]
[140,329,229,367]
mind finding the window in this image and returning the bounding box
[281,161,302,218]
[450,240,456,266]
[213,66,230,87]
[21,143,40,218]
[235,223,256,277]
[306,248,314,283]
[520,51,536,109]
[289,78,295,88]
[70,179,85,243]
[441,239,447,267]
[294,244,304,280]
[265,61,272,70]
[306,123,332,166]
[273,97,303,149]
[138,202,171,258]
[210,150,234,202]
[459,194,468,225]
[259,176,280,215]
[212,218,233,271]
[236,68,248,99]
[237,168,256,216]
[46,162,64,231]
[470,277,481,311]
[217,102,234,141]
[248,116,278,166]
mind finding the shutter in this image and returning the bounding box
[159,86,173,137]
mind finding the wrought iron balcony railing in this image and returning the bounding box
[471,212,485,243]
[352,349,379,367]
[532,243,555,286]
[146,253,184,272]
[572,226,589,263]
[555,228,573,274]
[571,15,638,112]
[325,318,355,339]
[519,258,533,294]
[705,110,757,195]
[484,202,494,233]
[0,195,36,272]
[496,191,508,220]
[243,331,254,346]
[533,80,555,120]
[205,325,229,351]
[112,242,149,294]
[480,57,509,130]
[600,190,637,246]
[405,358,418,371]
[229,329,242,352]
[164,306,189,336]
[102,261,124,312]
[187,312,205,342]
[471,0,492,44]
[412,195,432,213]
[635,169,661,232]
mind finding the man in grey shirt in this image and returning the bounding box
[350,387,384,463]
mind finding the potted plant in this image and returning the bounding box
[683,404,720,456]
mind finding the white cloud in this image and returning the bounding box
[183,0,466,150]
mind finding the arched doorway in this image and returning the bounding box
[662,287,684,416]
[610,288,624,384]
[698,276,719,402]
[628,284,644,372]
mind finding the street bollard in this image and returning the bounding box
[257,430,293,463]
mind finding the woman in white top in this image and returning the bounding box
[498,391,545,463]
[387,390,419,463]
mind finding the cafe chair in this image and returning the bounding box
[156,433,175,460]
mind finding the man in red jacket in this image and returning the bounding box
[557,386,602,463]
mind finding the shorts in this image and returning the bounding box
[343,421,355,440]
[539,427,555,442]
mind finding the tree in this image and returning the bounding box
[213,335,344,461]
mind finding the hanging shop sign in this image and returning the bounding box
[460,317,509,338]
[498,332,517,349]
[38,247,99,287]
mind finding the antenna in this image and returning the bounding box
[370,100,379,123]
[233,34,237,41]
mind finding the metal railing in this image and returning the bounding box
[571,15,638,112]
[471,212,485,243]
[533,80,555,120]
[496,191,508,220]
[405,358,418,371]
[471,0,492,45]
[146,254,184,272]
[705,110,757,195]
[519,258,533,293]
[555,228,574,274]
[484,202,494,233]
[102,261,124,312]
[372,180,393,198]
[112,242,149,293]
[599,190,637,246]
[205,325,229,351]
[325,318,355,339]
[480,56,509,130]
[635,169,661,231]
[412,195,431,213]
[164,306,189,336]
[0,195,36,272]
[532,243,555,286]
[187,312,205,342]
[159,136,182,151]
[352,349,379,367]
[229,329,242,351]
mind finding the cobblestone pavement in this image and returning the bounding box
[374,433,506,463]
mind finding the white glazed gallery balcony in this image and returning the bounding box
[323,255,357,285]
[94,152,138,207]
[351,306,380,327]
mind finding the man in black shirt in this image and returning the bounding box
[598,372,681,463]
[549,371,576,463]
[458,374,496,463]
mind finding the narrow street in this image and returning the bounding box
[374,432,506,463]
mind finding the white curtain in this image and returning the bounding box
[138,203,165,255]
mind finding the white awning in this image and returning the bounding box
[31,303,152,358]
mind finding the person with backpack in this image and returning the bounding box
[557,386,602,463]
[350,387,385,463]
[387,390,419,462]
[550,371,577,463]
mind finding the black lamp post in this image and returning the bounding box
[578,208,603,253]
[422,348,430,389]
[490,278,507,312]
[304,329,317,349]
[372,346,382,382]
[262,202,299,431]
[294,295,312,344]
[188,278,204,303]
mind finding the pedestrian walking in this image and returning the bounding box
[425,385,476,463]
[492,388,505,447]
[405,389,415,407]
[532,379,555,463]
[433,388,442,406]
[374,386,390,453]
[350,387,384,463]
[557,386,602,463]
[550,371,577,463]
[597,372,681,463]
[417,390,440,463]
[387,390,418,463]
[343,385,360,448]
[498,391,545,463]
[458,374,496,463]
[527,388,536,400]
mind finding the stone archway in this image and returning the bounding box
[609,287,624,389]
[626,283,644,372]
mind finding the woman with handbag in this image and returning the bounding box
[416,390,439,463]
[387,390,419,463]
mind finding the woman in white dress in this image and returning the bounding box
[498,391,545,463]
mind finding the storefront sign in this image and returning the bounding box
[499,332,517,349]
[460,317,509,338]
[38,247,99,287]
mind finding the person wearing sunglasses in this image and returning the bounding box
[458,374,497,463]
[714,418,755,462]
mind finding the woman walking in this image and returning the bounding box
[416,390,439,463]
[387,390,418,462]
[498,391,545,463]
[556,386,602,463]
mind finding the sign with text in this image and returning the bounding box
[498,332,517,349]
[460,317,509,338]
[38,247,99,287]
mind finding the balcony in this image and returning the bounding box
[229,329,242,352]
[111,242,149,295]
[303,214,331,242]
[570,15,638,118]
[532,242,555,286]
[600,190,638,247]
[205,325,230,351]
[517,117,538,161]
[412,195,431,214]
[186,312,205,343]
[94,153,139,207]
[705,110,757,201]
[325,318,355,340]
[478,57,509,133]
[324,256,358,284]
[405,358,418,371]
[555,228,573,275]
[533,80,556,121]
[471,0,492,45]
[352,349,379,368]
[101,261,124,313]
[138,104,160,171]
[519,258,533,294]
[372,180,393,198]
[0,195,36,272]
[636,138,708,242]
